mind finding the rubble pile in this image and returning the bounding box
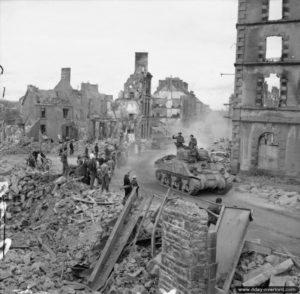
[0,139,53,156]
[230,250,300,292]
[1,167,125,294]
[235,183,300,209]
[106,247,159,294]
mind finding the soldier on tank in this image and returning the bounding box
[172,132,185,148]
[188,134,197,149]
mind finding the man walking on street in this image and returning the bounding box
[122,172,132,205]
[87,153,97,189]
[94,142,99,158]
[100,160,110,193]
[69,140,74,155]
[131,175,139,195]
[60,147,69,177]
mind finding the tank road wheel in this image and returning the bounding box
[173,177,182,191]
[163,174,172,186]
[155,170,163,182]
[182,180,191,194]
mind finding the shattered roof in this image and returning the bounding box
[21,87,73,106]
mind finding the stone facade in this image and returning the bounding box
[120,52,152,100]
[152,77,209,125]
[117,52,154,140]
[0,99,24,143]
[231,0,300,177]
[19,68,112,142]
[159,199,216,294]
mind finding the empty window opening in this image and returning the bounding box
[40,107,46,118]
[263,74,281,107]
[269,0,283,20]
[259,132,278,146]
[63,108,69,119]
[266,36,282,61]
[40,124,46,135]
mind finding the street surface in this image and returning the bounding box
[2,151,300,256]
[111,149,300,256]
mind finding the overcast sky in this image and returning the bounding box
[0,0,238,109]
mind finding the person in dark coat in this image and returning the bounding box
[188,134,197,149]
[131,175,139,195]
[94,143,99,158]
[69,141,74,155]
[122,172,132,205]
[207,198,222,226]
[85,146,89,159]
[101,161,110,193]
[87,154,97,189]
[172,132,185,148]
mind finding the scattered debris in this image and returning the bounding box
[235,182,300,210]
[230,242,300,293]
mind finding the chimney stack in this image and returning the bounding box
[61,68,71,83]
[135,52,148,74]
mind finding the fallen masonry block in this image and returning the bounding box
[243,259,294,287]
[269,275,288,286]
[243,263,273,282]
[265,255,280,266]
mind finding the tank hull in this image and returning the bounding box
[154,154,232,195]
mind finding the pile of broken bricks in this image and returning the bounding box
[0,167,125,294]
[104,247,159,294]
[0,140,52,156]
[235,182,300,209]
[230,249,300,293]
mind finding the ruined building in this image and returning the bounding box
[231,0,300,176]
[0,99,24,143]
[116,52,153,139]
[152,77,209,124]
[20,68,112,142]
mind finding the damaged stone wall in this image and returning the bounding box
[159,199,216,294]
[122,52,152,100]
[19,68,112,142]
[231,0,300,177]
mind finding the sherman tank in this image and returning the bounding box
[154,147,233,195]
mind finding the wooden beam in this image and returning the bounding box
[151,188,170,257]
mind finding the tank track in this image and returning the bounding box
[155,169,232,196]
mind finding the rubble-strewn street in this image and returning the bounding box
[1,1,300,293]
[0,143,299,294]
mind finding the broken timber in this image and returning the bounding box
[87,187,150,291]
[151,188,170,257]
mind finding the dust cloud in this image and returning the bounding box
[164,110,231,148]
[125,110,231,178]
